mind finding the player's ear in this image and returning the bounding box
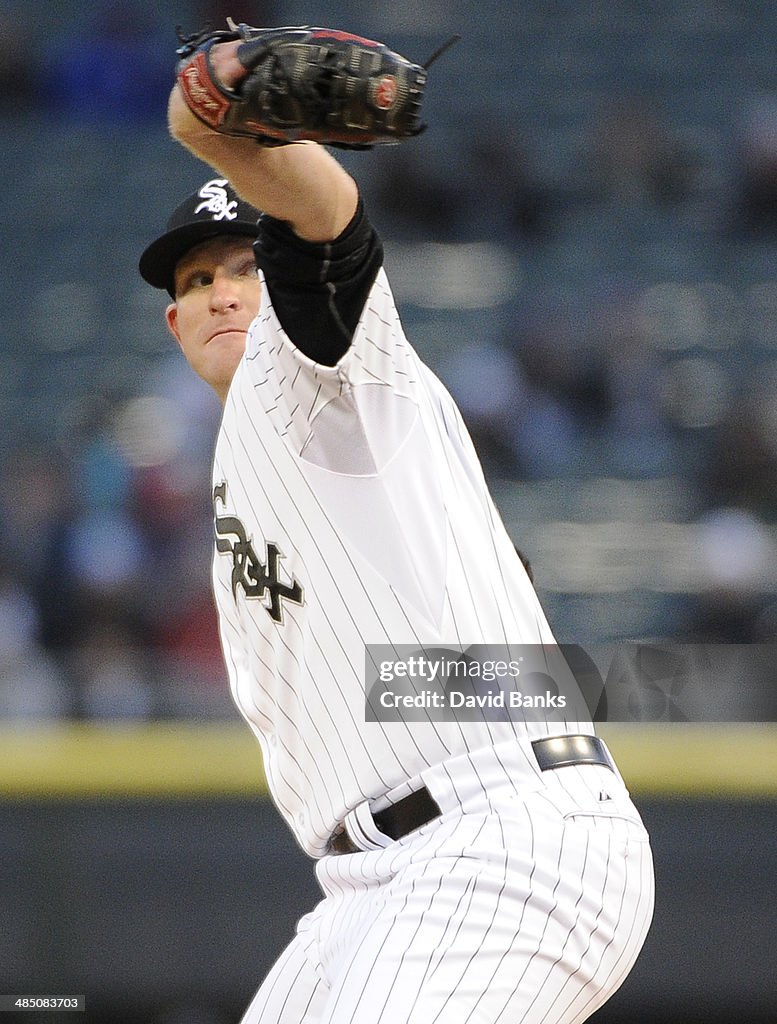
[165,302,183,349]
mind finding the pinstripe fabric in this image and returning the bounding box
[213,270,593,858]
[240,739,654,1024]
[214,264,653,1023]
[239,933,327,1024]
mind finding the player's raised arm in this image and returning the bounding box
[167,24,430,243]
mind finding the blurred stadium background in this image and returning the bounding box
[1,1,776,1021]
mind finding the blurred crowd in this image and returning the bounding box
[0,366,229,721]
[3,1,777,721]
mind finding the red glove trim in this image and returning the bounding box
[178,52,231,130]
[310,29,380,47]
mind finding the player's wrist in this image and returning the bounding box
[168,83,209,142]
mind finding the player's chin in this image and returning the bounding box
[205,332,247,364]
[200,347,244,393]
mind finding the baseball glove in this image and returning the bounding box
[175,21,456,149]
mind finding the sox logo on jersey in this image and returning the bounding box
[213,481,304,623]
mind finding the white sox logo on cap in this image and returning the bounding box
[194,178,239,221]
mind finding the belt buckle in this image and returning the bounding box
[532,734,614,772]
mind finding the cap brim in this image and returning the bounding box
[139,220,260,296]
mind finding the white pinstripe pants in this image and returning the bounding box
[240,739,655,1024]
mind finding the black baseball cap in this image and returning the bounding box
[139,178,262,297]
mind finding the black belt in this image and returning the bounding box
[329,734,614,855]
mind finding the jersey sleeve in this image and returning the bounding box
[253,195,384,366]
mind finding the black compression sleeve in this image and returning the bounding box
[253,197,384,366]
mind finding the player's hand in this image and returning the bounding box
[206,40,248,90]
[169,40,248,144]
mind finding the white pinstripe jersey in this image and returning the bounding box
[211,268,594,858]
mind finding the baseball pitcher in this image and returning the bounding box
[139,23,654,1024]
